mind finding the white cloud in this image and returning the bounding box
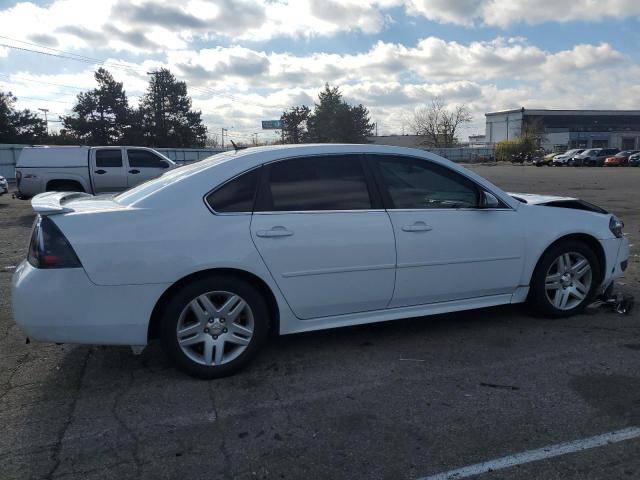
[5,34,635,138]
[2,0,640,57]
[2,0,639,139]
[404,0,640,27]
[0,0,397,53]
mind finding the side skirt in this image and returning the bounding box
[280,293,516,335]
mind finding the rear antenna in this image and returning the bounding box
[230,140,247,151]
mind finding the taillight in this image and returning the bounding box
[28,216,82,269]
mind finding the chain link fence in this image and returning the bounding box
[427,146,496,163]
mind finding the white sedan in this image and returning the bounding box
[12,145,629,378]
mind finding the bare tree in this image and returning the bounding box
[520,117,545,144]
[205,133,220,148]
[410,96,472,148]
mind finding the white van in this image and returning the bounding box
[15,146,176,198]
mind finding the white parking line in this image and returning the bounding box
[418,426,640,480]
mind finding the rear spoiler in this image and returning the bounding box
[31,191,92,215]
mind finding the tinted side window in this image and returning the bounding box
[263,155,371,211]
[128,149,168,168]
[375,156,479,209]
[206,169,259,213]
[95,149,122,168]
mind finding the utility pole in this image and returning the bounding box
[38,108,49,135]
[375,122,378,136]
[221,128,228,149]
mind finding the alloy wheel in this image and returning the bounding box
[176,291,254,366]
[544,252,592,311]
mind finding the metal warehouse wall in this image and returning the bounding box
[0,144,225,181]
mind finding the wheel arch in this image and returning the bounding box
[147,268,280,342]
[530,233,606,286]
[46,178,86,192]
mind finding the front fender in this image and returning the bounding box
[518,204,614,287]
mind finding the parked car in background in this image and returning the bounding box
[15,146,176,199]
[552,149,584,166]
[629,152,640,167]
[534,152,556,166]
[604,150,639,167]
[574,148,620,167]
[0,175,7,196]
[12,144,629,378]
[571,148,601,166]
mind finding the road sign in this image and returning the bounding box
[261,120,282,130]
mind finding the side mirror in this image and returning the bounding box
[482,191,500,208]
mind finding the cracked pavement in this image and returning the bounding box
[1,164,639,480]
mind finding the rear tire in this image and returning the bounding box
[528,240,600,318]
[160,275,269,379]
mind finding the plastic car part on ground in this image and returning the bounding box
[592,288,634,315]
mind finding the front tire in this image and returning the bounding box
[528,241,600,318]
[160,276,269,379]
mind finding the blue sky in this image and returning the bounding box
[1,0,639,142]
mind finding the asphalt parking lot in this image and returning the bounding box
[1,164,639,480]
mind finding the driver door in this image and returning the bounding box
[370,155,525,307]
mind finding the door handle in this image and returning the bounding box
[402,222,433,232]
[129,169,140,174]
[94,169,106,174]
[256,226,294,238]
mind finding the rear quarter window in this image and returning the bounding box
[206,168,259,213]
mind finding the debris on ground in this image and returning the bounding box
[592,291,635,315]
[480,382,521,391]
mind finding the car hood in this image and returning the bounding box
[508,192,608,213]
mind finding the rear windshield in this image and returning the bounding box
[115,151,233,205]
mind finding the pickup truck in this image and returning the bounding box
[15,146,176,198]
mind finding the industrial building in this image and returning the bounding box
[485,108,640,151]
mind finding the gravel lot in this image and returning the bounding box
[1,164,639,480]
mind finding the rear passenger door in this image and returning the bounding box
[125,148,171,187]
[250,154,396,320]
[90,148,127,193]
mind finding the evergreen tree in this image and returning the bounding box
[139,68,207,147]
[285,84,374,144]
[0,91,47,143]
[62,68,130,145]
[281,105,310,144]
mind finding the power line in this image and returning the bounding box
[0,38,289,110]
[0,73,96,92]
[1,93,75,105]
[1,37,287,136]
[0,35,148,72]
